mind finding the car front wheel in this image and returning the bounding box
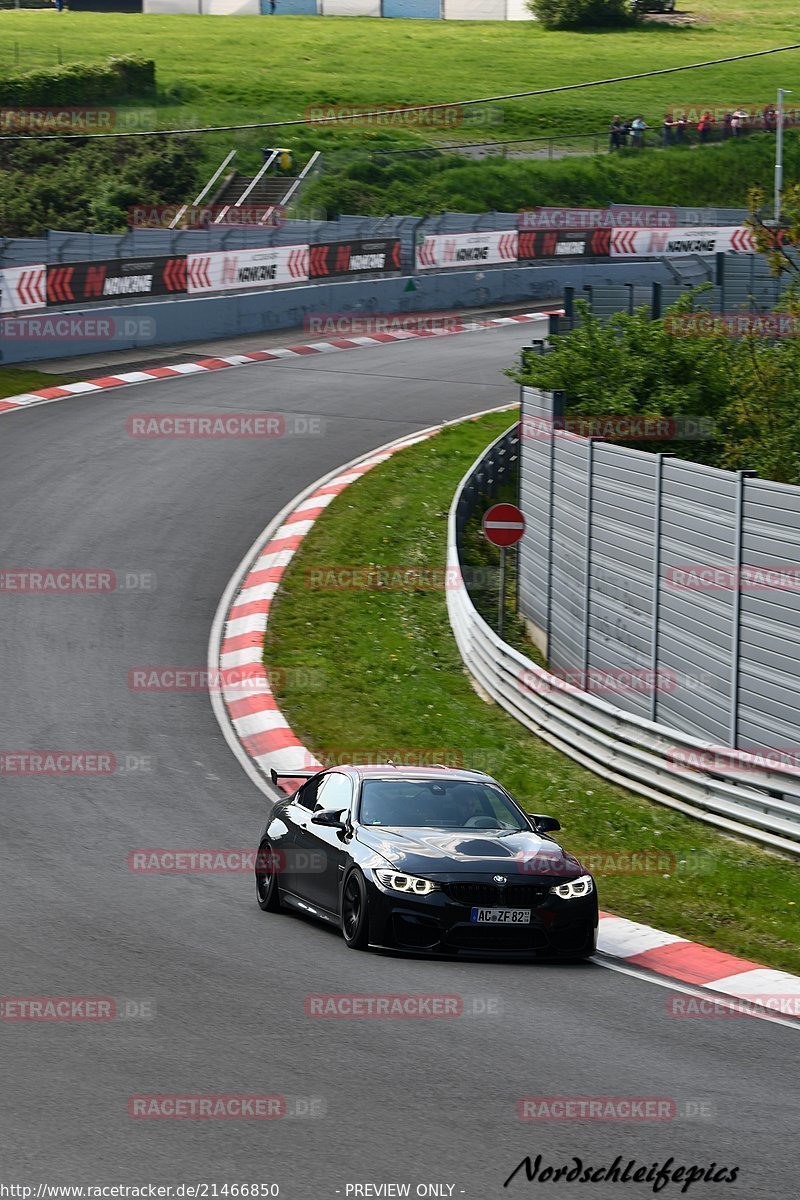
[341,870,371,951]
[255,839,284,912]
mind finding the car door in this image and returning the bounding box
[294,771,354,913]
[281,774,325,897]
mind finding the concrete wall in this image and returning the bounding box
[1,261,672,366]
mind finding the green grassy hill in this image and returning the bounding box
[2,3,799,174]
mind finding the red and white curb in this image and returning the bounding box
[597,913,800,1017]
[207,406,800,1019]
[209,418,484,782]
[0,310,558,417]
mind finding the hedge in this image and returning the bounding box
[0,56,155,106]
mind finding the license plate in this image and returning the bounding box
[470,907,531,925]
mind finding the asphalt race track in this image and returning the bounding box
[0,326,795,1198]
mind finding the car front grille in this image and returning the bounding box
[444,925,549,951]
[441,881,550,908]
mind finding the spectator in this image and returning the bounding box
[618,117,630,148]
[609,116,623,151]
[697,110,713,144]
[662,112,675,146]
[675,114,688,144]
[723,111,733,139]
[763,105,777,133]
[631,115,647,149]
[732,108,749,137]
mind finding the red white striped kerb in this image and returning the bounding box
[0,311,559,418]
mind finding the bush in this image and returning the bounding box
[305,131,800,217]
[111,56,156,97]
[0,135,200,237]
[510,294,800,486]
[0,56,155,106]
[529,0,636,29]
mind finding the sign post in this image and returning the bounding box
[482,503,526,639]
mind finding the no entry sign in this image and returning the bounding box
[482,503,525,548]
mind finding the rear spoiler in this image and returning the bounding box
[270,768,321,787]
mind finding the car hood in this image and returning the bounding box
[356,826,585,879]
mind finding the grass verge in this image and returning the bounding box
[267,409,800,975]
[0,367,67,400]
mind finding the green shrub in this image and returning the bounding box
[0,135,200,237]
[306,131,800,217]
[511,294,800,486]
[0,56,155,106]
[529,0,635,29]
[110,55,156,97]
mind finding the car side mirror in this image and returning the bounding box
[310,808,348,828]
[529,814,561,834]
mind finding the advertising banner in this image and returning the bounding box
[186,245,309,294]
[611,226,756,258]
[308,238,402,278]
[0,264,47,313]
[518,229,611,259]
[46,257,186,305]
[416,230,518,271]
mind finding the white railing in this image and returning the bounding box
[214,150,279,224]
[446,428,800,858]
[261,150,322,225]
[169,150,237,230]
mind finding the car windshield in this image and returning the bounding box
[358,779,528,831]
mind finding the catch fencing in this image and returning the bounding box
[517,386,800,757]
[448,421,800,856]
[0,205,748,269]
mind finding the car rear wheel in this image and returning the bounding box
[342,870,370,951]
[255,839,283,912]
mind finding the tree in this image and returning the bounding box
[510,293,800,485]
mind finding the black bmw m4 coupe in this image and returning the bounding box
[255,764,598,959]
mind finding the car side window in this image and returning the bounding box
[295,775,324,811]
[314,772,352,814]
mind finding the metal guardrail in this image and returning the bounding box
[446,426,800,858]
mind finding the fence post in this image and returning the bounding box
[649,453,669,722]
[729,470,757,746]
[544,390,565,659]
[716,251,726,310]
[581,437,596,679]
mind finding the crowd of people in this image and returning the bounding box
[609,105,785,151]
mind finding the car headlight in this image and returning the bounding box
[375,869,440,896]
[549,874,594,900]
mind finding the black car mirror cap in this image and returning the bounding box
[529,814,561,833]
[310,808,348,828]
